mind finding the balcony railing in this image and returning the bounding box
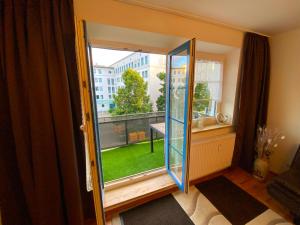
[98,111,165,149]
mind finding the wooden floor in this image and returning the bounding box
[223,168,292,221]
[88,167,293,225]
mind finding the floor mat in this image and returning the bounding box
[196,176,267,225]
[120,194,194,225]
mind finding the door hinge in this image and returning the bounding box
[91,160,95,167]
[82,81,87,88]
[85,112,90,121]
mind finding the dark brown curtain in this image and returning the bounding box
[232,32,270,172]
[0,1,94,224]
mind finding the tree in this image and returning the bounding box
[156,72,166,111]
[110,69,153,115]
[193,83,211,113]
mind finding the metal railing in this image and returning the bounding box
[98,111,165,150]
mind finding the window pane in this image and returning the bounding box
[193,60,223,117]
[169,120,184,154]
[170,147,183,183]
[170,50,187,122]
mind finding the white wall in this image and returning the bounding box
[221,49,240,122]
[268,28,300,173]
[75,0,243,48]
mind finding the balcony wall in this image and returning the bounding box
[98,112,165,149]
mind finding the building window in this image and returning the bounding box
[109,70,112,74]
[96,95,99,99]
[144,70,148,78]
[111,78,114,85]
[108,87,111,93]
[99,86,103,91]
[95,87,99,91]
[107,78,110,85]
[141,57,144,65]
[145,56,148,64]
[109,95,112,99]
[100,95,103,99]
[112,87,115,93]
[99,78,102,82]
[96,69,101,74]
[102,104,105,108]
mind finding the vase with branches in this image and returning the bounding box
[253,126,285,181]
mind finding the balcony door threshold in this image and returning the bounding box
[103,168,176,215]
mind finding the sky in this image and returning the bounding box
[92,48,133,67]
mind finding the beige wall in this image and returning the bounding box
[221,49,240,121]
[268,28,300,173]
[75,0,243,48]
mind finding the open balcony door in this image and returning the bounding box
[165,39,196,193]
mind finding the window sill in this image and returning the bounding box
[103,169,176,213]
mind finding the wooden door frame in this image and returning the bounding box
[74,18,105,225]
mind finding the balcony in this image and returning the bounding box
[98,112,165,182]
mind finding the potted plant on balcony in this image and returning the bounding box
[253,126,285,181]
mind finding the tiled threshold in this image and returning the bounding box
[103,170,177,215]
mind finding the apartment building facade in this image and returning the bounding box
[93,52,166,115]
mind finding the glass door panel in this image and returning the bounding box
[166,39,195,192]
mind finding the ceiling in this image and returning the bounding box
[122,0,300,35]
[87,22,237,54]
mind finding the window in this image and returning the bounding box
[99,86,103,91]
[102,104,105,108]
[95,87,99,91]
[96,95,100,99]
[145,56,148,64]
[107,78,110,85]
[144,70,148,78]
[193,60,223,117]
[111,78,114,85]
[108,87,111,93]
[109,70,112,74]
[99,78,102,82]
[100,95,103,99]
[109,95,112,99]
[112,87,115,93]
[141,57,144,65]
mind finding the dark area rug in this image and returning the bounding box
[120,194,194,225]
[196,176,267,225]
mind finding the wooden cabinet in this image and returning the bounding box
[189,133,236,181]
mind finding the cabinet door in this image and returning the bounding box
[189,134,236,180]
[216,134,235,169]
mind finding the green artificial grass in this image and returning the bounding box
[101,139,164,182]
